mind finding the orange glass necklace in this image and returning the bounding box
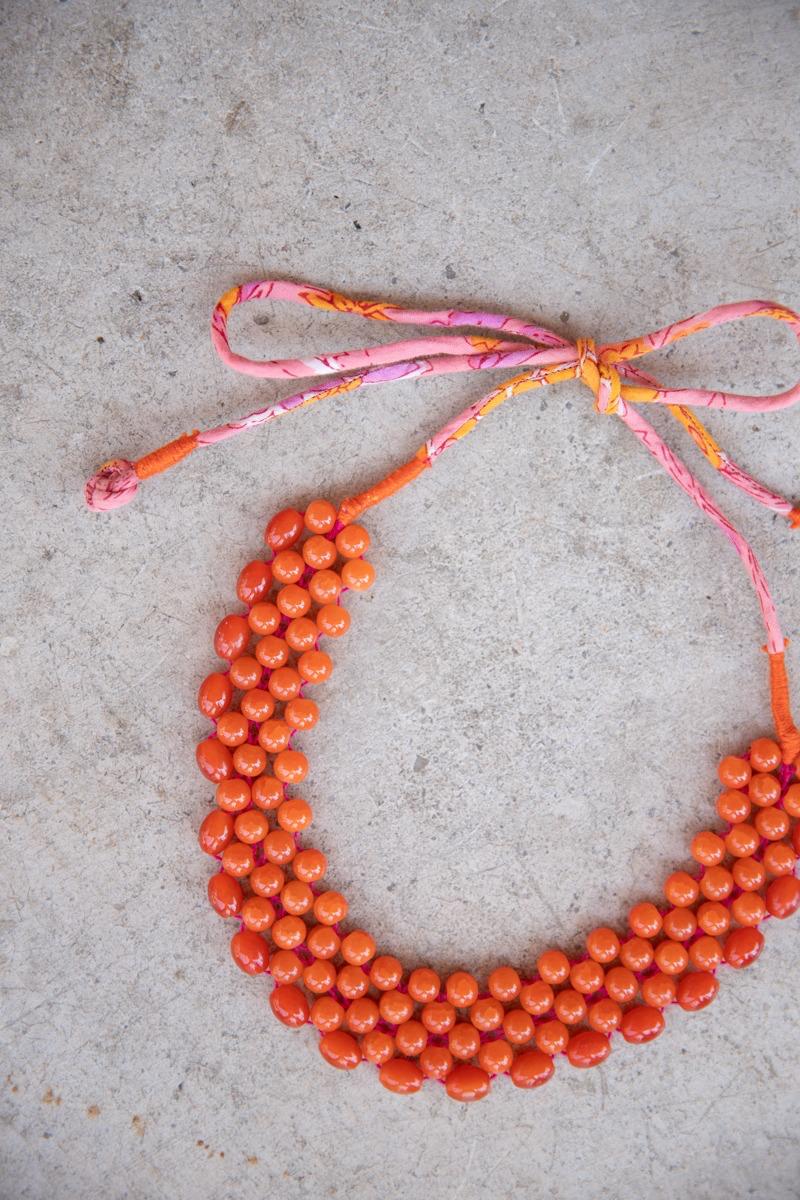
[85,279,800,1101]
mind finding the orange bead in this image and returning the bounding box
[641,972,677,1008]
[251,775,283,810]
[748,772,781,808]
[297,650,333,684]
[587,998,623,1033]
[688,934,722,971]
[308,569,342,604]
[198,672,233,719]
[724,926,764,969]
[766,875,800,918]
[302,535,338,570]
[535,1019,569,1056]
[407,967,441,1003]
[232,744,267,778]
[258,718,292,753]
[445,971,479,1008]
[313,890,348,926]
[628,902,663,938]
[762,842,797,875]
[249,863,284,897]
[716,789,751,824]
[293,848,327,882]
[271,550,305,584]
[696,901,731,936]
[345,997,380,1034]
[311,996,345,1032]
[379,989,415,1025]
[793,824,800,855]
[755,806,790,841]
[604,967,638,1004]
[553,989,587,1026]
[304,499,337,534]
[664,871,699,907]
[306,925,340,960]
[749,737,782,772]
[228,655,262,691]
[502,1008,535,1044]
[335,524,370,559]
[285,617,318,653]
[318,1030,361,1070]
[445,1064,491,1103]
[369,955,403,991]
[214,614,250,660]
[198,809,235,856]
[620,1005,665,1044]
[269,983,309,1028]
[273,748,308,783]
[231,930,268,975]
[718,755,751,789]
[379,1058,424,1095]
[690,831,726,867]
[519,981,554,1016]
[316,604,350,638]
[420,1045,454,1079]
[220,842,254,878]
[699,865,734,902]
[487,966,521,1002]
[565,1030,611,1069]
[336,965,374,1004]
[207,872,243,918]
[654,939,689,976]
[619,936,654,972]
[196,737,233,783]
[241,688,275,722]
[269,948,303,984]
[725,823,760,858]
[448,1022,481,1060]
[284,697,320,730]
[469,997,504,1032]
[662,906,697,943]
[263,829,296,865]
[268,667,302,702]
[265,508,304,552]
[233,809,270,844]
[537,948,570,985]
[783,783,800,818]
[395,1019,428,1057]
[510,1049,555,1089]
[303,958,338,994]
[236,559,272,606]
[341,559,375,591]
[248,602,281,636]
[569,960,604,995]
[276,584,311,619]
[341,930,376,966]
[271,914,306,950]
[586,927,620,964]
[731,892,766,926]
[676,971,719,1012]
[281,880,314,915]
[732,856,766,892]
[362,1029,395,1066]
[277,797,312,833]
[478,1040,513,1076]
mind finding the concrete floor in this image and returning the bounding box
[3,1,800,1196]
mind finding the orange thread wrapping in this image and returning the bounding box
[789,508,800,529]
[337,453,430,526]
[135,432,199,480]
[767,648,800,763]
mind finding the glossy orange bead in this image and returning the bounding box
[716,789,751,824]
[700,865,734,902]
[755,805,790,841]
[510,1049,555,1089]
[725,823,760,858]
[587,998,623,1033]
[690,831,726,867]
[285,617,318,653]
[664,871,699,907]
[570,960,605,995]
[230,929,268,975]
[198,809,235,856]
[502,1008,535,1044]
[619,936,654,972]
[249,863,285,897]
[641,972,677,1008]
[233,809,270,844]
[469,997,505,1032]
[749,737,782,772]
[379,989,415,1025]
[379,1058,424,1095]
[302,958,338,994]
[269,983,309,1028]
[228,655,262,690]
[445,971,479,1008]
[302,535,338,570]
[535,1019,569,1056]
[316,604,350,638]
[448,1022,482,1060]
[341,930,376,966]
[486,966,521,1002]
[345,997,380,1035]
[688,934,722,971]
[262,829,296,865]
[395,1019,428,1057]
[273,748,308,783]
[362,1030,396,1066]
[240,688,274,722]
[198,672,233,719]
[341,559,375,591]
[628,902,663,938]
[749,772,781,808]
[369,955,403,991]
[676,971,719,1011]
[268,666,302,702]
[207,872,243,918]
[783,783,800,818]
[251,775,283,810]
[311,996,345,1032]
[421,999,457,1035]
[293,847,327,882]
[214,614,250,660]
[662,906,697,942]
[554,989,587,1026]
[298,649,333,684]
[654,939,689,975]
[276,584,311,619]
[313,890,348,926]
[762,841,797,875]
[248,602,281,635]
[271,549,305,584]
[565,1030,611,1069]
[445,1064,491,1103]
[604,967,638,1004]
[335,524,370,559]
[196,737,234,783]
[586,926,620,964]
[519,980,554,1016]
[236,559,271,605]
[306,925,340,960]
[793,824,800,855]
[766,875,800,918]
[731,892,766,926]
[284,697,320,730]
[220,840,255,877]
[308,569,342,604]
[620,1005,665,1044]
[319,1030,361,1070]
[265,508,304,552]
[732,856,766,892]
[269,948,303,984]
[258,718,292,753]
[478,1040,513,1076]
[697,901,731,936]
[271,915,306,950]
[277,797,312,833]
[304,499,337,534]
[280,880,314,915]
[335,971,368,1007]
[718,755,751,789]
[537,948,570,985]
[724,926,764,969]
[232,744,267,778]
[420,1045,454,1079]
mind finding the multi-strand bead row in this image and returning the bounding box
[196,503,800,1101]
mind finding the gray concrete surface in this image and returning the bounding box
[3,1,800,1197]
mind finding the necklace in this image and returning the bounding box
[85,279,800,1101]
